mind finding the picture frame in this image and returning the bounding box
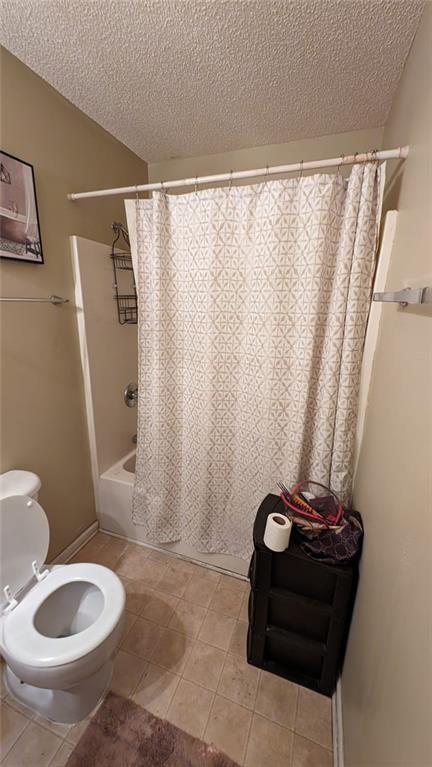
[0,150,44,264]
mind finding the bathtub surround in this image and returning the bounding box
[99,454,249,575]
[127,164,383,560]
[0,49,148,560]
[71,237,138,481]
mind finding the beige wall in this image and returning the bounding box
[149,127,384,187]
[343,7,432,767]
[0,49,147,559]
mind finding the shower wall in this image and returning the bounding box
[71,236,138,505]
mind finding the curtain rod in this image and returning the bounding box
[68,146,408,201]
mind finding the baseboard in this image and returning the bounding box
[51,521,99,565]
[332,677,344,767]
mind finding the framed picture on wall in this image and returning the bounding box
[0,150,44,264]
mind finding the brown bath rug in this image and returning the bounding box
[66,692,240,767]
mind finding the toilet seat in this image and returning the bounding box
[3,563,125,669]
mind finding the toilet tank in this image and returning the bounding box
[0,470,41,501]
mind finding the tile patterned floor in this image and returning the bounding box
[0,533,333,766]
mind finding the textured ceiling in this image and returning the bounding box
[1,0,424,162]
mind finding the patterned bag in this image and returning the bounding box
[294,510,363,565]
[279,480,363,565]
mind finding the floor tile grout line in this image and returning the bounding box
[214,644,229,700]
[47,735,67,767]
[292,687,333,749]
[122,629,233,677]
[182,639,226,694]
[244,702,298,733]
[293,732,333,757]
[294,683,300,723]
[207,654,261,761]
[126,657,151,699]
[104,532,246,581]
[32,716,72,740]
[4,694,35,720]
[201,683,218,745]
[212,687,259,715]
[0,709,32,762]
[2,720,64,767]
[201,686,255,767]
[239,661,261,766]
[294,729,334,753]
[289,682,300,765]
[118,568,243,607]
[165,679,216,741]
[78,538,246,589]
[117,569,237,594]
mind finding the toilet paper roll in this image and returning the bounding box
[263,512,292,552]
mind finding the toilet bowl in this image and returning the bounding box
[0,471,125,724]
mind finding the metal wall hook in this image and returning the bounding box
[0,294,69,304]
[373,286,432,307]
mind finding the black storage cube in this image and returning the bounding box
[247,494,360,697]
[267,591,331,642]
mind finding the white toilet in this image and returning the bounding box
[0,470,125,724]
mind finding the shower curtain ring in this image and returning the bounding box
[135,184,139,200]
[229,170,233,190]
[299,160,304,180]
[337,154,345,177]
[194,176,198,194]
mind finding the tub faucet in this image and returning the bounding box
[124,383,138,408]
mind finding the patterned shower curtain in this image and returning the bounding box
[126,163,383,559]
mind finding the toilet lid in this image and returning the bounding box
[0,495,49,601]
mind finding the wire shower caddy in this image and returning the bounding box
[111,221,137,324]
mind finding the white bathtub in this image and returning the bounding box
[99,451,248,576]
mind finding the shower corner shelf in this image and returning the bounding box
[111,252,134,271]
[110,221,137,325]
[116,293,138,325]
